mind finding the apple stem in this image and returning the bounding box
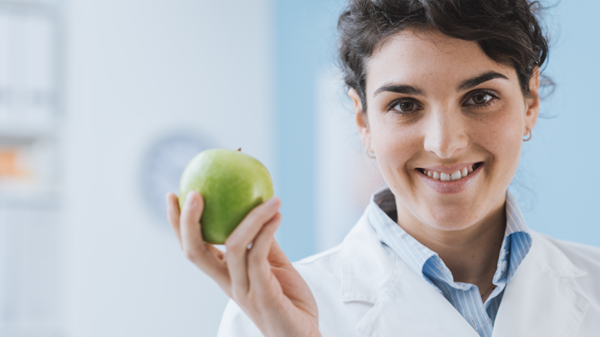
[237,148,242,152]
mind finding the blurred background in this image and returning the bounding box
[0,0,597,336]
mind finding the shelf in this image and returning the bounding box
[0,184,59,207]
[0,0,59,7]
[0,326,62,337]
[0,122,58,141]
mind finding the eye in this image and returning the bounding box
[464,91,497,107]
[398,101,415,111]
[389,99,421,113]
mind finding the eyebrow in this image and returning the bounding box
[373,84,424,97]
[372,71,510,98]
[458,71,509,91]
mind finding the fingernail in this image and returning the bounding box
[165,194,171,209]
[186,191,197,207]
[265,197,279,207]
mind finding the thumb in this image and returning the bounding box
[180,191,206,257]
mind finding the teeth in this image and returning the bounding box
[423,164,478,182]
[451,171,462,180]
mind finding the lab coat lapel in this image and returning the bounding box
[492,232,590,337]
[355,256,480,337]
[341,212,397,304]
[342,214,480,337]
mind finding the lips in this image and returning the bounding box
[416,162,484,194]
[418,162,483,182]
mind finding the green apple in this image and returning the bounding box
[178,149,274,244]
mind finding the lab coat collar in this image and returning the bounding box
[341,211,396,304]
[341,211,590,336]
[492,232,589,336]
[341,214,479,336]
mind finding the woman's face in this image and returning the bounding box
[352,28,539,232]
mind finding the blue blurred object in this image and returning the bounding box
[274,0,345,261]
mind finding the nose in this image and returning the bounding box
[423,110,469,159]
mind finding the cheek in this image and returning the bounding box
[369,118,421,183]
[473,106,524,173]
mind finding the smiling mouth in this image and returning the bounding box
[417,162,484,182]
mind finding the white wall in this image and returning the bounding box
[62,0,273,336]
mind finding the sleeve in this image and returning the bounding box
[217,299,265,337]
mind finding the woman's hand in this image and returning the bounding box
[166,191,320,337]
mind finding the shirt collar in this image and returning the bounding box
[367,188,435,277]
[498,191,532,282]
[367,187,532,286]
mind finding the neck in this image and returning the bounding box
[395,196,507,291]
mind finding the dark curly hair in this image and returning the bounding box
[338,0,550,112]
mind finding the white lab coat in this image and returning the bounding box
[218,212,600,336]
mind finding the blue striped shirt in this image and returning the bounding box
[367,188,532,337]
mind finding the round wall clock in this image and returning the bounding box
[140,133,211,225]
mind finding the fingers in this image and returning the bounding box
[171,191,232,292]
[226,197,281,298]
[166,193,182,247]
[247,212,281,286]
[268,239,293,268]
[172,192,283,302]
[179,191,206,263]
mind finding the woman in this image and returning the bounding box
[166,0,600,336]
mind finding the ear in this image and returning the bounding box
[349,88,371,150]
[524,68,541,136]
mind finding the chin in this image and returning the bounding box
[419,204,483,232]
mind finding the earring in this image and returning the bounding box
[366,147,376,159]
[523,127,532,142]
